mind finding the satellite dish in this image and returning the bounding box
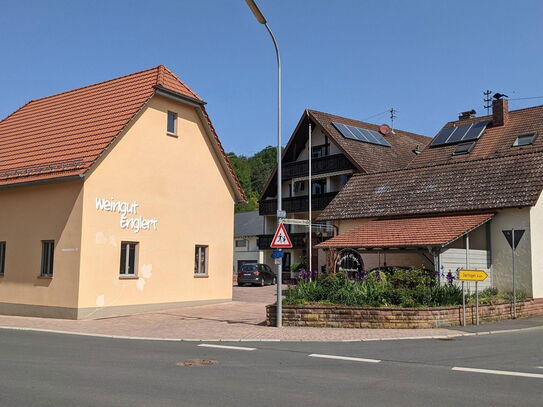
[379,124,391,135]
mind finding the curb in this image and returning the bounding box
[0,324,542,343]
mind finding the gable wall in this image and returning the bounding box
[77,94,235,317]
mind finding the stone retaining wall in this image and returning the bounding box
[266,299,543,328]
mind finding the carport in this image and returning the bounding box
[316,213,494,278]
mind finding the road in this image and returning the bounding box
[0,327,542,406]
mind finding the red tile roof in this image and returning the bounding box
[316,213,494,249]
[0,65,245,201]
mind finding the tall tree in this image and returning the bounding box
[228,146,277,213]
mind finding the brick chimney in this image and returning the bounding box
[492,98,509,126]
[459,109,476,121]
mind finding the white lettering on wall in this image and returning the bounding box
[95,197,158,233]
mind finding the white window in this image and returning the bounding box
[40,241,54,277]
[194,245,208,276]
[235,239,247,248]
[0,242,5,276]
[167,111,177,135]
[120,242,138,276]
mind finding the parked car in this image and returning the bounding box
[237,263,276,287]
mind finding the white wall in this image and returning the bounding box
[233,236,263,271]
[295,125,342,162]
[490,209,533,297]
[530,194,543,298]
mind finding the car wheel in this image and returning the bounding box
[272,277,277,285]
[260,279,265,287]
[238,283,244,287]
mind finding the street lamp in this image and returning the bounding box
[245,0,284,328]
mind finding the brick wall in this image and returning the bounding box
[266,299,543,328]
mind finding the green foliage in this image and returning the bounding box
[228,146,278,213]
[466,288,526,305]
[284,269,463,308]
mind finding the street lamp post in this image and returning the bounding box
[245,0,284,328]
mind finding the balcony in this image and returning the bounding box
[257,231,335,250]
[259,191,338,215]
[282,154,354,180]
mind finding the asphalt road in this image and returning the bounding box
[0,327,542,407]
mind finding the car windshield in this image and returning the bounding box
[240,265,258,271]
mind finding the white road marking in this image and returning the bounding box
[452,367,543,379]
[198,344,256,351]
[309,354,381,363]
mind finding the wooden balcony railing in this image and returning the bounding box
[282,154,354,180]
[259,191,338,215]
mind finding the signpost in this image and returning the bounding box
[281,218,311,226]
[458,269,489,326]
[502,229,525,318]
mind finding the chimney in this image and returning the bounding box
[459,109,476,121]
[492,98,509,126]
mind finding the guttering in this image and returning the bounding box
[0,174,84,191]
[154,85,206,107]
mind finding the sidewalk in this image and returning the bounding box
[0,285,539,341]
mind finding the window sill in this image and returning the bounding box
[119,275,139,280]
[38,275,53,279]
[194,274,209,278]
[166,132,178,138]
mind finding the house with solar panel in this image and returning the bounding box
[258,109,429,279]
[317,98,543,299]
[0,66,246,319]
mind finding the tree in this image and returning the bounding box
[228,146,277,213]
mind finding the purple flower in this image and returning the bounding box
[446,271,454,284]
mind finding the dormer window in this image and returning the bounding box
[453,141,475,156]
[513,133,537,147]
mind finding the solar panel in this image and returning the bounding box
[430,127,456,146]
[462,121,489,142]
[430,121,489,147]
[446,124,472,144]
[332,122,391,147]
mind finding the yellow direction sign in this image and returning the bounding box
[458,269,488,282]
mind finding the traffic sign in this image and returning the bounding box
[458,269,488,282]
[503,229,525,249]
[271,250,283,259]
[281,218,311,226]
[270,223,293,248]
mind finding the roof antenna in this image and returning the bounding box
[389,108,397,134]
[483,90,492,115]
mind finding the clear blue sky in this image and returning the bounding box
[1,0,542,156]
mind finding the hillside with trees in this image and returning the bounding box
[228,146,277,213]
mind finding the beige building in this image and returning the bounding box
[0,65,245,319]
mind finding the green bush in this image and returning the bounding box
[285,269,463,308]
[466,288,526,305]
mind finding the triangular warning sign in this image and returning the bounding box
[270,223,293,248]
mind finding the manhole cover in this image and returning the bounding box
[176,359,219,367]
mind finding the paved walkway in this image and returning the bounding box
[0,285,533,341]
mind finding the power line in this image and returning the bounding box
[362,109,389,121]
[508,95,543,101]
